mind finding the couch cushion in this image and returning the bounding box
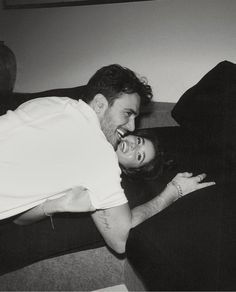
[0,213,104,275]
[126,125,236,290]
[172,61,236,181]
[171,61,236,174]
[126,184,228,291]
[171,60,236,134]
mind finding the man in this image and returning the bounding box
[0,64,214,253]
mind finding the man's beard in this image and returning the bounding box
[100,111,119,150]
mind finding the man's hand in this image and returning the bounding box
[53,187,95,213]
[14,186,95,226]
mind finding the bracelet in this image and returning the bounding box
[41,201,55,230]
[170,180,183,199]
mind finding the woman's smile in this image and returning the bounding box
[120,140,128,153]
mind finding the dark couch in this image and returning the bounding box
[126,126,236,290]
[126,60,236,291]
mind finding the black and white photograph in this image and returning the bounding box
[0,0,236,291]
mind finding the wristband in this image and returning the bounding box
[170,180,183,199]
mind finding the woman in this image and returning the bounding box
[14,129,214,226]
[117,128,164,181]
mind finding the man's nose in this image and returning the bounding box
[126,118,135,132]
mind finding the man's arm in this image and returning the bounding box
[91,173,215,254]
[91,182,178,254]
[13,200,55,226]
[14,187,94,225]
[91,204,132,253]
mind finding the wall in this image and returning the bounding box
[0,0,235,102]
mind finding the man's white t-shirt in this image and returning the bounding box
[0,96,127,219]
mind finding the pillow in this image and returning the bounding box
[172,60,236,134]
[171,61,236,171]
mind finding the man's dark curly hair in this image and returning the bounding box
[83,64,153,106]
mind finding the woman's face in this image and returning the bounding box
[116,134,155,169]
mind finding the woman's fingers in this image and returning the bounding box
[194,173,215,190]
[178,172,193,178]
[195,173,207,182]
[181,171,193,178]
[197,181,216,189]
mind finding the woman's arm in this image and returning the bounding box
[14,187,95,226]
[131,172,215,228]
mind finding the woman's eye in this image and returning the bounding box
[137,137,142,144]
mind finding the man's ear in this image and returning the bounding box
[90,94,108,117]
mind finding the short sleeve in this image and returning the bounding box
[81,142,128,210]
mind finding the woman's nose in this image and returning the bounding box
[128,141,136,151]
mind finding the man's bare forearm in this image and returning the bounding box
[14,187,93,226]
[14,199,59,225]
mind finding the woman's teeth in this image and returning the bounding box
[121,141,127,153]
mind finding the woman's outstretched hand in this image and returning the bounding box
[168,172,216,200]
